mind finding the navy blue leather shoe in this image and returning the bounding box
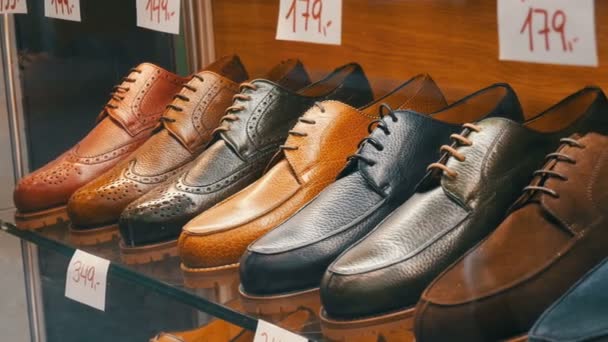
[529,258,608,342]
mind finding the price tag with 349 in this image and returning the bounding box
[65,249,110,311]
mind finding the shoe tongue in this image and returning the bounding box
[262,59,311,91]
[202,55,248,83]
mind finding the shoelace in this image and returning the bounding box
[212,82,259,133]
[104,68,142,110]
[522,138,585,198]
[427,123,482,178]
[160,74,205,124]
[278,102,325,151]
[347,104,398,166]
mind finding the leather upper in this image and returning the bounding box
[239,74,454,295]
[178,96,385,269]
[67,56,248,228]
[119,63,374,246]
[415,132,608,342]
[14,63,187,213]
[529,258,608,342]
[320,86,608,321]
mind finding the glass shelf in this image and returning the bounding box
[0,217,323,342]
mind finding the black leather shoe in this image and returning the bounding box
[319,86,608,341]
[238,81,523,315]
[118,62,374,262]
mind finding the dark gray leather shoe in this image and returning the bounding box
[238,81,523,315]
[118,62,374,263]
[319,86,608,341]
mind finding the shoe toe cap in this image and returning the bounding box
[119,191,195,246]
[14,163,81,212]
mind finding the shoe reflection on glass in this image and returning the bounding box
[149,304,317,342]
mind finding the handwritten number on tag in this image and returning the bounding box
[145,0,175,24]
[50,0,73,15]
[520,5,575,52]
[285,0,331,37]
[71,260,100,291]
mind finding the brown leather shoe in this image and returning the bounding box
[415,132,608,341]
[13,63,187,230]
[178,75,448,288]
[67,56,251,245]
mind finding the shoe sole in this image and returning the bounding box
[239,286,321,316]
[320,306,416,342]
[119,239,178,265]
[69,223,119,246]
[14,206,68,230]
[181,262,240,289]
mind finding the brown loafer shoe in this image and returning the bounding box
[13,63,187,230]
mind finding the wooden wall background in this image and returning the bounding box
[211,0,607,116]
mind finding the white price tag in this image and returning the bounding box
[276,0,342,46]
[254,320,308,342]
[497,0,598,67]
[64,249,110,312]
[0,0,27,14]
[136,0,181,35]
[44,0,81,22]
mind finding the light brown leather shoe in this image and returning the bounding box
[67,56,249,245]
[13,63,187,230]
[178,74,448,288]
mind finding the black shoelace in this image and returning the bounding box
[347,104,398,167]
[278,102,324,151]
[160,74,205,124]
[104,68,142,110]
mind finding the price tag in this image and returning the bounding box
[136,0,181,35]
[254,320,308,342]
[0,0,27,14]
[276,0,342,46]
[64,249,110,312]
[497,0,598,67]
[44,0,81,22]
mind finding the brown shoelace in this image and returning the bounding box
[427,123,482,178]
[105,68,142,110]
[160,74,205,123]
[279,102,324,151]
[212,82,259,134]
[347,103,398,166]
[522,138,585,198]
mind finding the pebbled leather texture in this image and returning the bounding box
[120,63,374,246]
[14,63,187,213]
[239,74,457,295]
[528,258,608,342]
[178,97,383,270]
[415,132,608,342]
[320,86,608,322]
[68,56,248,229]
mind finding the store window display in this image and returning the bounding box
[1,1,607,342]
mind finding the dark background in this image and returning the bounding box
[15,1,195,341]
